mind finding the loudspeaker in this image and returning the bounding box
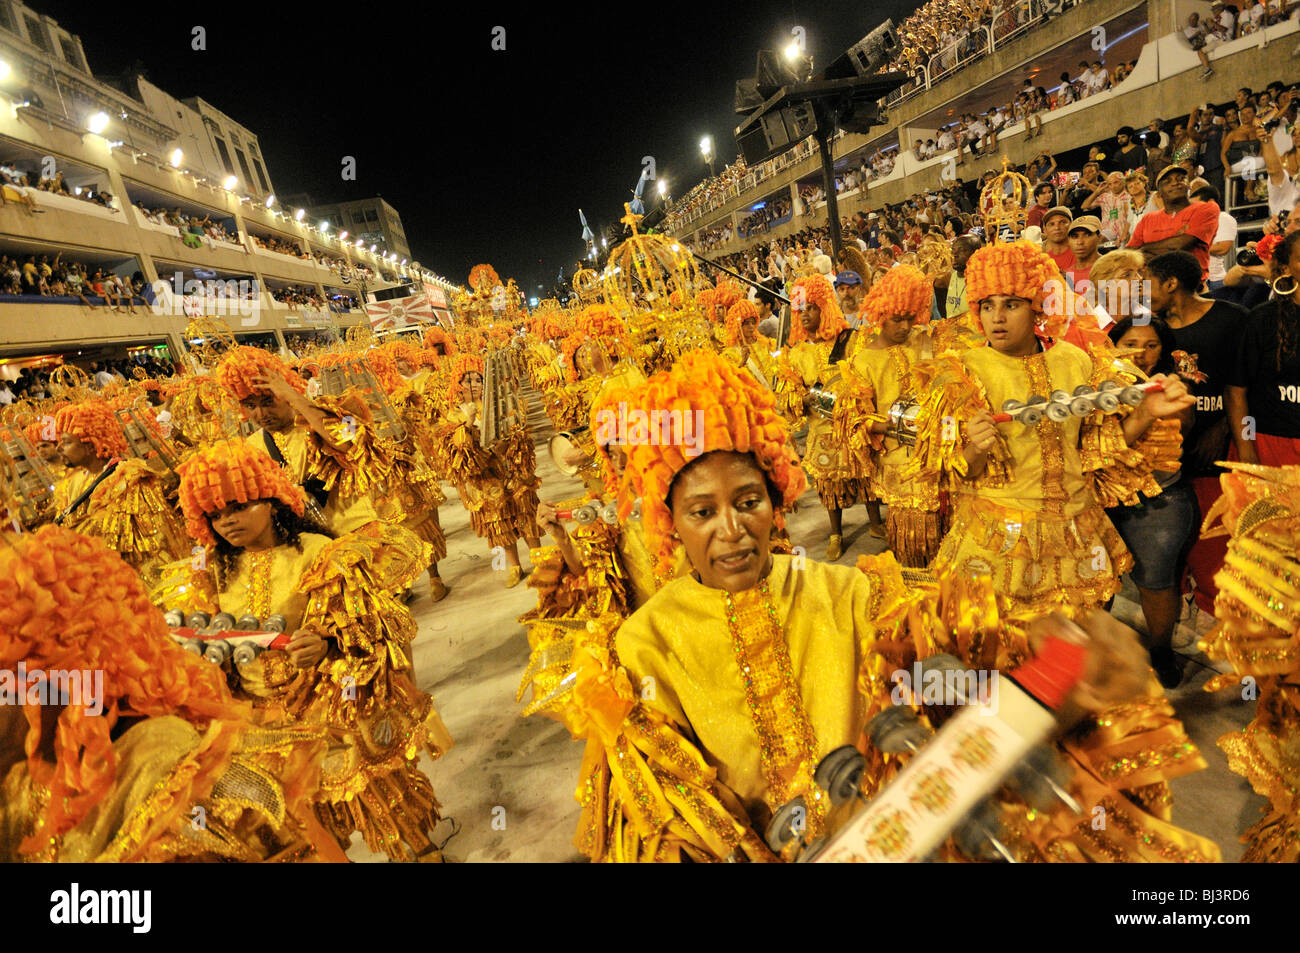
[736,101,819,165]
[835,97,885,135]
[825,20,901,80]
[755,49,799,97]
[735,77,765,116]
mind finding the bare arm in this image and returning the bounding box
[1225,385,1258,463]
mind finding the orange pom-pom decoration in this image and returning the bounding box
[423,325,458,357]
[860,264,933,332]
[53,400,128,459]
[0,524,249,856]
[468,264,502,294]
[788,274,846,343]
[964,241,1064,325]
[214,345,308,402]
[620,350,807,573]
[176,441,307,546]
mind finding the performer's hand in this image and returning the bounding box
[535,500,567,539]
[1143,373,1196,419]
[287,628,328,668]
[250,373,296,402]
[965,412,999,454]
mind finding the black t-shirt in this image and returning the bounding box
[1165,300,1247,473]
[1114,144,1147,173]
[1229,299,1300,439]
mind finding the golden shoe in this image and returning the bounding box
[505,566,524,588]
[826,534,843,561]
[428,577,449,602]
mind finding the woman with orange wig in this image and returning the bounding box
[554,349,1209,863]
[0,521,341,861]
[721,298,779,390]
[837,264,946,566]
[773,272,874,559]
[49,398,189,587]
[160,440,454,861]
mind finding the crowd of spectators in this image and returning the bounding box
[0,252,143,310]
[698,80,1297,311]
[252,233,310,258]
[0,355,177,404]
[0,163,119,215]
[738,196,794,236]
[270,284,326,308]
[135,203,240,246]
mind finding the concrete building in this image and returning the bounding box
[312,196,412,262]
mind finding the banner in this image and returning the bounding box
[365,294,436,331]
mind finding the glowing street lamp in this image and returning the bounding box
[86,111,109,134]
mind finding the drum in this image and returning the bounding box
[549,428,593,476]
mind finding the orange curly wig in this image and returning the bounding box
[965,241,1064,323]
[696,288,716,318]
[214,346,308,402]
[380,338,424,373]
[0,524,250,857]
[446,353,486,404]
[23,421,53,446]
[620,350,807,572]
[54,400,128,458]
[860,264,933,332]
[724,299,761,346]
[177,440,307,547]
[788,274,846,343]
[589,380,637,496]
[713,280,744,314]
[423,325,458,357]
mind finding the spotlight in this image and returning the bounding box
[295,208,305,221]
[265,194,275,208]
[339,230,348,240]
[222,175,237,189]
[170,148,182,167]
[87,111,109,134]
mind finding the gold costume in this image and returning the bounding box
[842,330,945,566]
[157,528,451,861]
[910,341,1156,614]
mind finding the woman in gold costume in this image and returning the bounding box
[161,441,453,862]
[439,353,540,587]
[0,522,342,862]
[1199,463,1300,861]
[773,273,880,559]
[907,241,1193,614]
[837,264,946,567]
[49,399,189,587]
[561,350,1218,862]
[720,298,779,389]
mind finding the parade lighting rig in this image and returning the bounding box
[733,20,909,259]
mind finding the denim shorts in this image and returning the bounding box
[1106,480,1200,590]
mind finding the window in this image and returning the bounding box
[0,4,16,33]
[365,209,378,223]
[213,137,234,174]
[59,37,82,70]
[234,149,255,189]
[251,158,269,193]
[24,15,47,52]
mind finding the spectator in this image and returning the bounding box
[1192,184,1237,289]
[1127,166,1220,279]
[1114,126,1147,173]
[1066,215,1104,288]
[1083,171,1133,245]
[1183,13,1215,80]
[1041,206,1075,271]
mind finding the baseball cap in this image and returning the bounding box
[834,270,863,287]
[1068,215,1102,234]
[1155,164,1188,184]
[1042,206,1073,226]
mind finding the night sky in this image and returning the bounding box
[36,1,920,294]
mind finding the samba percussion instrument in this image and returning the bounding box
[762,629,1090,863]
[162,609,290,666]
[548,427,597,477]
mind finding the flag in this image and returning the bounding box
[366,294,436,331]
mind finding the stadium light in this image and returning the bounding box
[86,111,109,134]
[0,60,10,80]
[294,208,305,221]
[265,194,276,208]
[169,148,182,167]
[339,230,348,240]
[699,135,712,159]
[784,42,801,61]
[657,180,667,197]
[318,220,329,232]
[222,175,237,189]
